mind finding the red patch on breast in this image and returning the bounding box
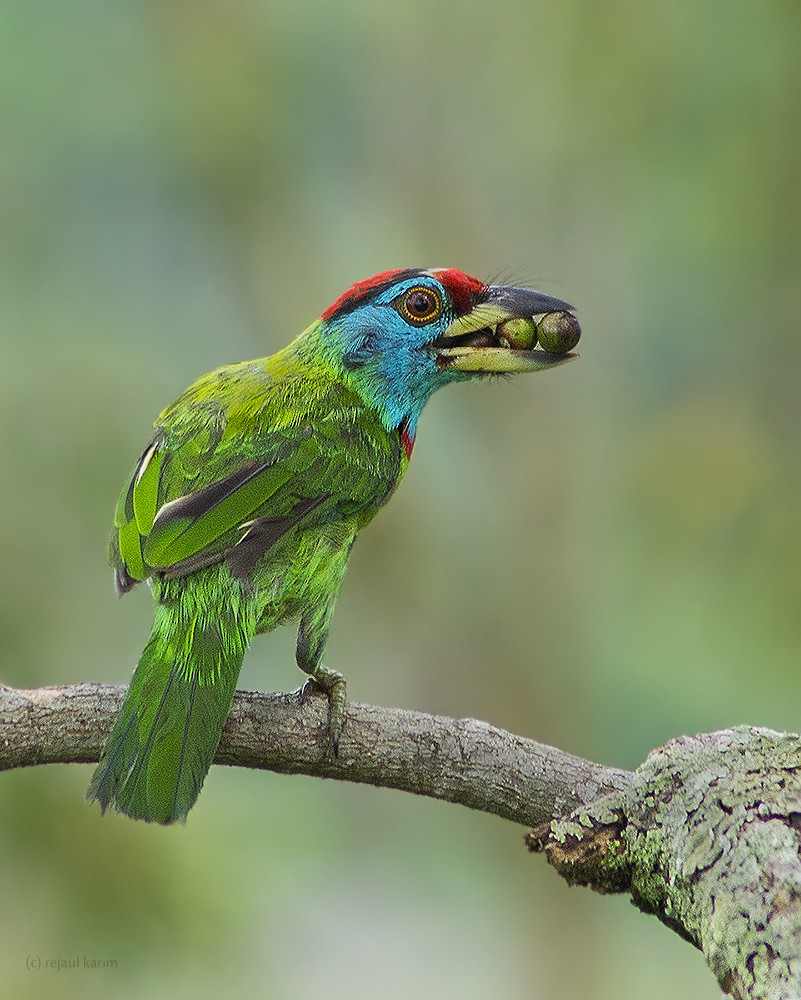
[428,268,486,315]
[321,269,411,320]
[400,418,415,460]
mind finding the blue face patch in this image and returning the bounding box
[324,274,478,433]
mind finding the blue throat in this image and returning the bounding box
[332,315,470,436]
[294,298,477,439]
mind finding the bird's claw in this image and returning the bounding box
[298,667,346,756]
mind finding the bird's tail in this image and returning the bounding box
[87,581,256,824]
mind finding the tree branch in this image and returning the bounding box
[528,727,801,998]
[0,682,631,827]
[4,681,800,997]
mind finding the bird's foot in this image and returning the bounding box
[299,665,346,755]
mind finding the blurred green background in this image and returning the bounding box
[2,1,799,997]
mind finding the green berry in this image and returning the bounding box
[496,317,538,350]
[536,312,581,354]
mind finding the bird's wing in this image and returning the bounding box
[111,396,400,592]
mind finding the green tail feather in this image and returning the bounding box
[88,581,256,824]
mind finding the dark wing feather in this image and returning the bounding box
[110,375,404,587]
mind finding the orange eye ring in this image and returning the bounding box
[398,286,442,325]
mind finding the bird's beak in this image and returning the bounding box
[432,284,579,373]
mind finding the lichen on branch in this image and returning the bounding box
[529,727,801,999]
[3,683,800,997]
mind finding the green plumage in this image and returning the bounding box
[88,268,576,824]
[87,576,254,823]
[89,334,406,823]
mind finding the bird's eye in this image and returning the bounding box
[398,287,442,325]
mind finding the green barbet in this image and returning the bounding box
[88,268,577,823]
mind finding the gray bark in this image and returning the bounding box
[0,682,630,826]
[2,682,800,997]
[529,727,801,999]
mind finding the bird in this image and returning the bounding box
[87,267,577,824]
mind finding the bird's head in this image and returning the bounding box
[303,268,578,436]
